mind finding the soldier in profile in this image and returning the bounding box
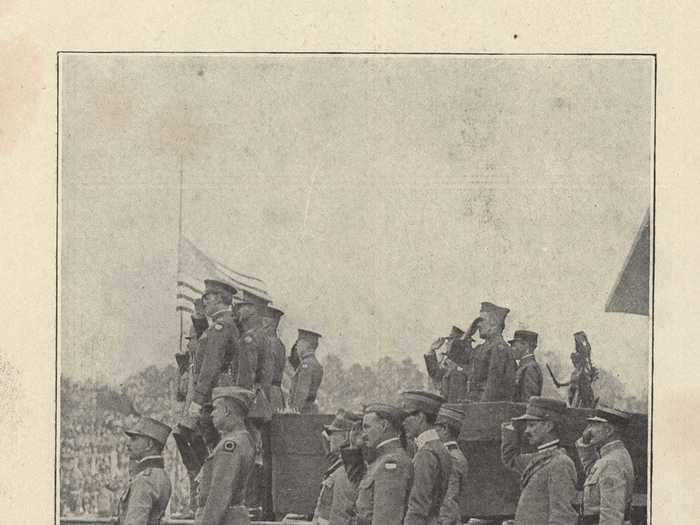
[355,403,413,525]
[118,417,172,525]
[509,330,543,403]
[434,405,469,525]
[262,305,287,411]
[288,329,324,414]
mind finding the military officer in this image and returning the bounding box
[262,305,287,411]
[400,390,452,525]
[576,407,635,525]
[434,405,469,525]
[288,329,324,414]
[195,386,256,525]
[509,330,543,403]
[356,403,413,525]
[424,326,469,403]
[188,279,241,415]
[312,410,363,525]
[462,302,517,402]
[501,396,578,525]
[118,417,172,525]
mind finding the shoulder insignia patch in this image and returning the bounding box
[223,440,237,452]
[243,335,253,343]
[602,477,615,488]
[215,323,223,331]
[141,468,152,477]
[384,462,397,470]
[302,363,309,368]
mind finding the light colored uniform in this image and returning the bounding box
[439,441,469,525]
[118,456,171,525]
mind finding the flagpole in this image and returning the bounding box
[178,154,184,354]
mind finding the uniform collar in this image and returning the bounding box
[416,428,440,449]
[537,439,560,451]
[211,309,230,321]
[132,455,164,475]
[519,353,535,362]
[444,440,458,449]
[599,439,625,456]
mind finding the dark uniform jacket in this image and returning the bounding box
[118,456,172,525]
[356,437,413,525]
[195,429,255,525]
[289,353,324,413]
[237,321,273,396]
[312,456,342,525]
[438,442,469,525]
[576,439,635,525]
[466,334,516,402]
[266,332,287,411]
[514,354,544,403]
[193,310,241,406]
[404,430,452,525]
[501,424,578,525]
[424,356,469,404]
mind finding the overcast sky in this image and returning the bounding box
[59,54,653,397]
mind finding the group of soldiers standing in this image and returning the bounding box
[312,394,635,525]
[114,291,636,525]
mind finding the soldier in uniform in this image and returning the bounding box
[262,305,287,411]
[288,329,324,414]
[356,403,413,525]
[434,405,468,525]
[576,407,635,525]
[195,386,256,525]
[509,330,543,403]
[312,410,363,525]
[424,326,470,403]
[400,390,452,525]
[118,417,172,525]
[501,396,578,525]
[463,302,517,402]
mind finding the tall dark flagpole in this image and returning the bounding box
[178,154,184,354]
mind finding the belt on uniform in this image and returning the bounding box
[271,381,282,387]
[580,509,632,525]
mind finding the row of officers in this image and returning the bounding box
[312,393,635,525]
[115,391,635,525]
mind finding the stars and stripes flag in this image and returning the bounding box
[177,236,271,314]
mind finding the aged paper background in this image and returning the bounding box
[0,2,695,523]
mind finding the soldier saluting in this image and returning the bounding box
[356,403,413,525]
[424,326,470,403]
[118,417,172,525]
[576,407,635,525]
[462,302,517,402]
[195,387,256,525]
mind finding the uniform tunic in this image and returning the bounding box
[329,464,360,525]
[289,354,324,413]
[438,442,469,525]
[466,335,516,402]
[193,310,241,406]
[576,439,635,525]
[514,354,543,403]
[404,429,452,525]
[312,457,342,525]
[195,429,255,525]
[266,332,287,411]
[425,355,469,404]
[501,424,578,525]
[118,456,172,525]
[356,437,413,525]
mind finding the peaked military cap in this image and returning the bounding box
[436,404,466,427]
[125,417,172,447]
[449,325,465,338]
[512,396,567,421]
[480,302,510,323]
[263,305,285,320]
[203,279,238,298]
[509,329,539,347]
[239,289,271,307]
[587,406,632,427]
[400,390,446,416]
[364,403,408,427]
[298,329,322,341]
[212,386,256,415]
[324,409,362,433]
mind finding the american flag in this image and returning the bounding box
[177,236,271,314]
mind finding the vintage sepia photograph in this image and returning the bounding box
[58,53,653,525]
